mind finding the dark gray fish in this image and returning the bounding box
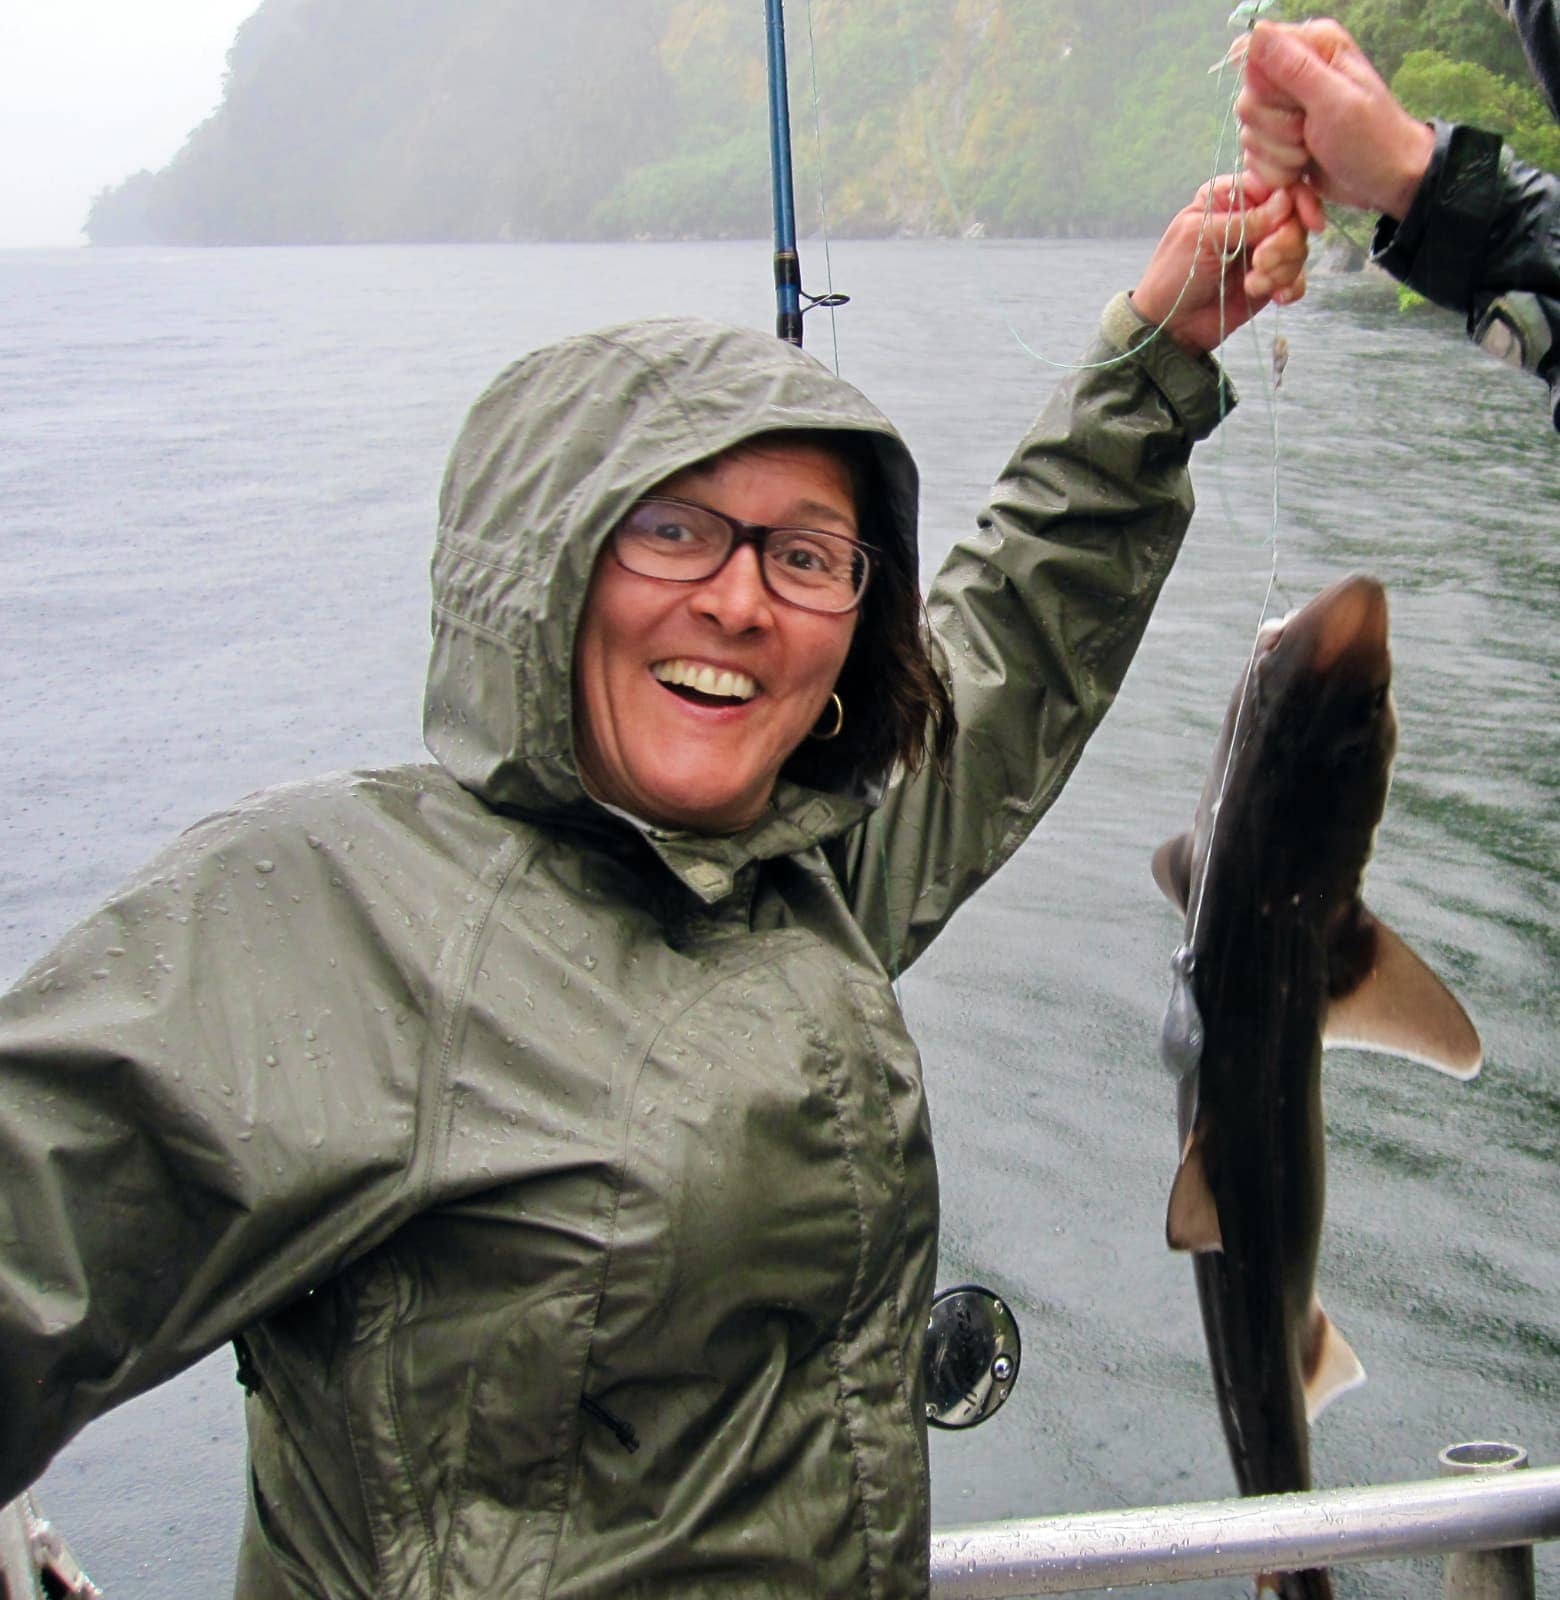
[1153,574,1481,1599]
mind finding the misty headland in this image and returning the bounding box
[84,0,1549,247]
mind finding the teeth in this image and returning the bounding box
[652,660,757,701]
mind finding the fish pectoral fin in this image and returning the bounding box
[1302,1296,1366,1424]
[1324,913,1483,1079]
[1165,1130,1223,1252]
[1152,832,1194,912]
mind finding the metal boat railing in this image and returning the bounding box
[0,1490,102,1599]
[931,1442,1558,1598]
[4,1442,1554,1597]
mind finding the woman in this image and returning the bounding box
[0,178,1306,1597]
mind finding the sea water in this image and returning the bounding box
[2,239,1555,1595]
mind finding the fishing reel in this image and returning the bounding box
[922,1284,1022,1429]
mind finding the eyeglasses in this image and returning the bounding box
[610,496,877,615]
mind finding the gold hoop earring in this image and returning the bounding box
[810,693,844,742]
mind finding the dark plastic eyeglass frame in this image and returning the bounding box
[611,496,879,615]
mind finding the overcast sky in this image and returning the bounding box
[1,0,262,248]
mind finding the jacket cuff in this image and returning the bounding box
[1371,121,1505,311]
[1102,290,1235,443]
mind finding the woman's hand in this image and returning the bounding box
[1130,174,1312,355]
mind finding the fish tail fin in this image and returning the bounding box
[1302,1296,1366,1424]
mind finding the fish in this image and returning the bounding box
[1152,574,1482,1600]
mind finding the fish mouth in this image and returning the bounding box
[651,659,758,706]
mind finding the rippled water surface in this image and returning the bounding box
[2,240,1555,1596]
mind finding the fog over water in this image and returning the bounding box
[2,238,1555,1595]
[0,0,261,247]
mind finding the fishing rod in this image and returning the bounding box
[763,0,804,344]
[762,0,846,346]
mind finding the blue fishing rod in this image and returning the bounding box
[763,0,805,344]
[763,0,846,346]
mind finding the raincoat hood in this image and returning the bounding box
[424,317,920,825]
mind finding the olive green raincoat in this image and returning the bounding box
[0,299,1229,1597]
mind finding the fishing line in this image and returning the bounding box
[880,2,1299,964]
[792,0,907,985]
[880,0,1255,382]
[869,1,1289,622]
[1181,24,1293,953]
[802,0,844,375]
[792,2,1290,980]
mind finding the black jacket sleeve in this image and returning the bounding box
[1510,0,1560,122]
[1371,120,1560,426]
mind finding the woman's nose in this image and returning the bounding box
[693,544,774,629]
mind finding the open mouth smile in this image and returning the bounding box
[651,659,758,705]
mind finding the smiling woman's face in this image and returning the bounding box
[572,439,860,834]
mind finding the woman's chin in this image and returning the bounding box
[583,762,772,836]
[649,788,768,835]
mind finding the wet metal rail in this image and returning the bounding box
[931,1447,1559,1597]
[3,1447,1553,1597]
[0,1491,101,1598]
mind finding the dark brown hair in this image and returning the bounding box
[735,430,956,796]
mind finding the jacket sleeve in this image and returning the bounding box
[0,800,424,1504]
[1510,0,1560,122]
[834,292,1232,975]
[1372,120,1560,425]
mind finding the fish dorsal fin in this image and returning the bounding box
[1152,832,1194,912]
[1302,1296,1366,1424]
[1166,1126,1223,1252]
[1324,911,1483,1079]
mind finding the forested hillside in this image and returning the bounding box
[85,0,1554,245]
